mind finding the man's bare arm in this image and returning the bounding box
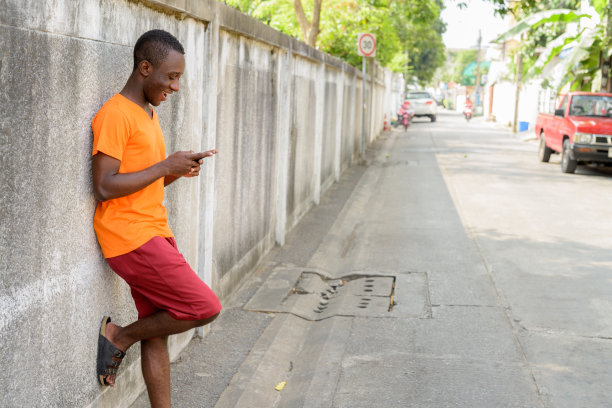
[164,174,181,187]
[92,151,203,201]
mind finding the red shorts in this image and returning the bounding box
[106,236,221,320]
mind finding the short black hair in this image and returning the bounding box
[133,29,185,70]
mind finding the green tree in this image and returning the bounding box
[293,0,323,46]
[317,0,403,68]
[225,0,301,36]
[441,49,476,84]
[391,0,447,85]
[222,0,448,86]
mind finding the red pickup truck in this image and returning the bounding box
[535,92,612,173]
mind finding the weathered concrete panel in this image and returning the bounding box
[354,77,364,156]
[285,58,317,228]
[321,77,338,188]
[341,76,356,169]
[213,33,278,296]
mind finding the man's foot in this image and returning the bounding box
[103,321,125,386]
[104,321,122,347]
[97,316,126,387]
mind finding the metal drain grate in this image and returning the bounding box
[245,267,403,321]
[292,272,395,319]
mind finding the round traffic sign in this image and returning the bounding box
[358,33,376,57]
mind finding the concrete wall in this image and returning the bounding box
[485,80,541,130]
[0,0,403,406]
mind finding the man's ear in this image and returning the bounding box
[138,60,153,78]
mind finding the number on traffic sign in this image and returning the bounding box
[357,33,376,57]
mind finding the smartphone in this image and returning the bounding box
[193,149,218,162]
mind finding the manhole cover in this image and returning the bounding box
[244,267,429,321]
[287,272,395,320]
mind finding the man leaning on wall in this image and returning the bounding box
[90,29,221,407]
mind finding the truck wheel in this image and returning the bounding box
[430,115,437,122]
[538,132,552,163]
[561,138,577,173]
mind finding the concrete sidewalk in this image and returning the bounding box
[132,123,541,407]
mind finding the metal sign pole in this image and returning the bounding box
[361,56,366,157]
[357,33,375,159]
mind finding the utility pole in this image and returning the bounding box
[593,0,611,92]
[370,60,376,146]
[513,51,522,133]
[404,47,410,96]
[606,0,612,92]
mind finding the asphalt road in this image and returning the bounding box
[428,110,612,407]
[132,110,612,408]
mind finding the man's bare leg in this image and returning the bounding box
[142,336,170,408]
[102,310,219,386]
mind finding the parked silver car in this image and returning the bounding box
[405,91,437,122]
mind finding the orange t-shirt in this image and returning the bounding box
[92,93,173,258]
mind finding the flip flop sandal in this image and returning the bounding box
[96,316,126,386]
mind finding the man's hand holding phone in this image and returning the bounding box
[190,149,218,164]
[185,149,218,178]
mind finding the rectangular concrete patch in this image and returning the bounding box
[244,267,431,320]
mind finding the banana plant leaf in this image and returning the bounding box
[527,30,582,78]
[547,27,598,90]
[492,9,589,44]
[493,5,607,92]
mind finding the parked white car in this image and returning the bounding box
[405,91,437,122]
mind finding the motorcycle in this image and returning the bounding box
[463,106,473,121]
[393,112,402,128]
[394,109,405,128]
[402,111,411,130]
[394,102,414,129]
